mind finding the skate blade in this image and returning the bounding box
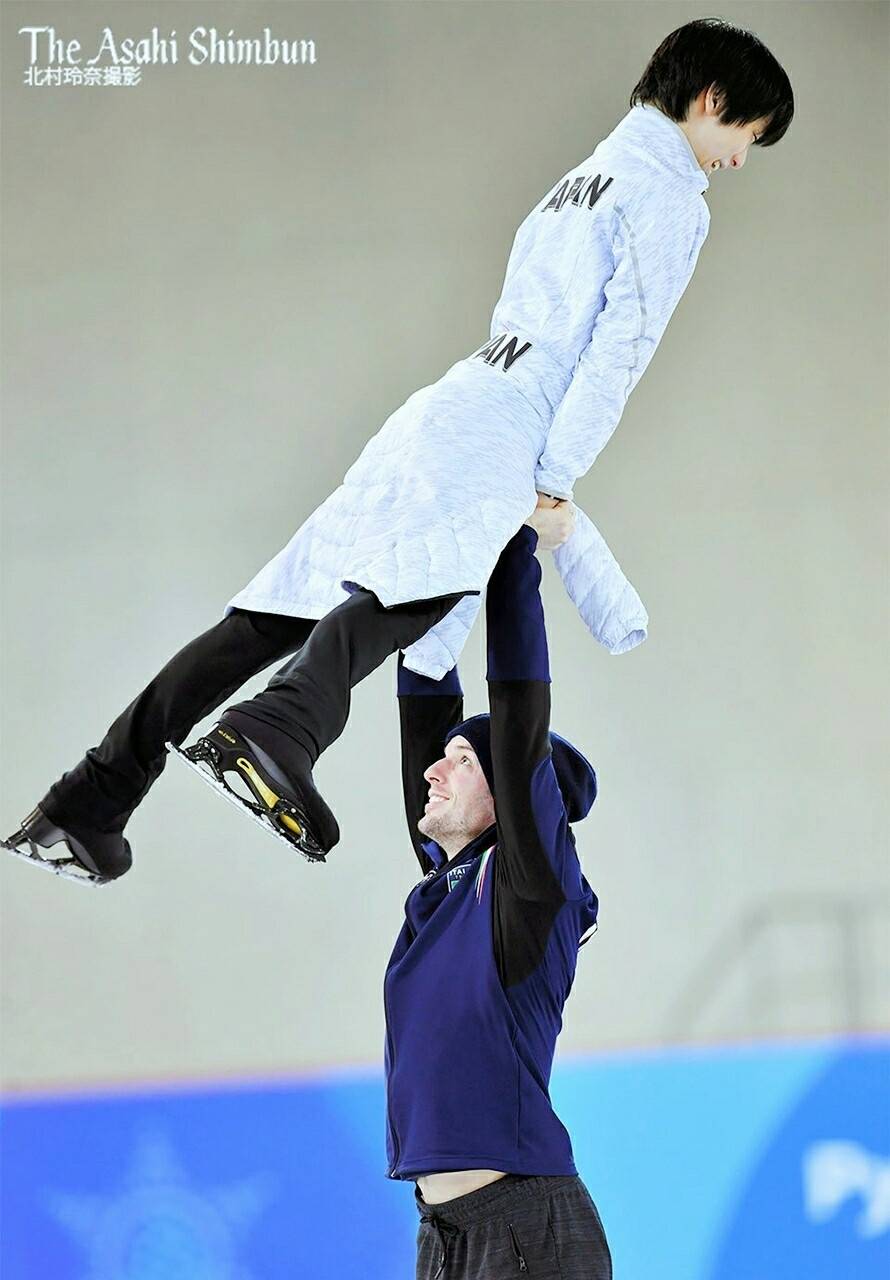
[165,743,325,864]
[0,838,110,887]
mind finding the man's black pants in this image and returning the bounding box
[40,591,466,836]
[415,1174,612,1279]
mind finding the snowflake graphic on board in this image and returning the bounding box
[45,1130,273,1280]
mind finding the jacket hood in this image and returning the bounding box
[445,713,597,822]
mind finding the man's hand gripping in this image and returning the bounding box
[524,492,576,550]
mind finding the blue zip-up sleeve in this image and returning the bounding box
[396,652,464,875]
[487,524,580,902]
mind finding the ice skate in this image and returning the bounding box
[166,722,336,863]
[1,806,132,887]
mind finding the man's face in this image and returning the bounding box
[683,87,771,175]
[417,735,496,853]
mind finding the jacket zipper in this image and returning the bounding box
[507,1223,528,1272]
[383,982,401,1171]
[383,835,491,1175]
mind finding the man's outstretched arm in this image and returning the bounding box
[487,519,582,902]
[396,652,464,876]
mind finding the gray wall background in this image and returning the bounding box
[2,1,887,1089]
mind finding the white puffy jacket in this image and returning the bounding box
[227,104,711,677]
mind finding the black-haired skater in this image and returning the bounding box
[3,20,793,884]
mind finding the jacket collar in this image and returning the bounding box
[606,104,709,195]
[421,822,498,873]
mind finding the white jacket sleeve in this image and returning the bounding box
[534,193,709,501]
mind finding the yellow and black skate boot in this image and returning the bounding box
[1,806,132,886]
[167,721,338,862]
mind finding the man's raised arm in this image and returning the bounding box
[487,522,583,901]
[396,652,464,876]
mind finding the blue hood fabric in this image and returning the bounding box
[445,714,597,822]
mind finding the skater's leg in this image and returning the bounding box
[40,608,315,835]
[173,590,468,861]
[224,589,468,769]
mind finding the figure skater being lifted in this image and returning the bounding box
[3,19,793,885]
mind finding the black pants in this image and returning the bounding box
[40,591,466,835]
[415,1174,612,1279]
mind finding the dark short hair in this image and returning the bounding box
[630,17,794,147]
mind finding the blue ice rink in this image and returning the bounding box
[2,1036,887,1279]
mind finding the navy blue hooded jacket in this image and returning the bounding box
[384,523,599,1180]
